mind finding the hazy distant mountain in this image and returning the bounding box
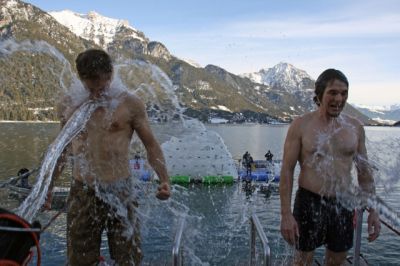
[242,63,373,124]
[352,103,400,125]
[0,0,374,124]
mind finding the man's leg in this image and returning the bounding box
[324,249,348,266]
[107,201,142,266]
[294,250,315,266]
[293,188,325,266]
[67,183,105,266]
[324,203,354,266]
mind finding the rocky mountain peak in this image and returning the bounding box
[260,62,312,90]
[147,41,171,61]
[242,62,313,93]
[1,0,45,22]
[49,9,146,49]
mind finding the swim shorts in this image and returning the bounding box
[67,179,142,266]
[293,187,354,252]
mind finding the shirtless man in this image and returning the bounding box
[279,69,380,265]
[47,49,170,265]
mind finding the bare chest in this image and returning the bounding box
[74,104,132,145]
[302,126,358,158]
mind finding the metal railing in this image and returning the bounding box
[353,208,364,266]
[352,197,400,266]
[172,216,186,266]
[249,213,271,266]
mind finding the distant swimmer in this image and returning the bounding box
[279,69,380,265]
[46,49,170,265]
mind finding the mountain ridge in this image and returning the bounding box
[0,0,375,125]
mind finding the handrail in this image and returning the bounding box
[353,208,364,266]
[373,196,400,236]
[249,213,271,266]
[352,196,400,266]
[172,216,186,266]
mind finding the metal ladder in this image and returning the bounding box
[172,213,271,266]
[172,216,186,266]
[249,212,271,266]
[352,197,400,266]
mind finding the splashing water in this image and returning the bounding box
[4,39,251,263]
[161,119,238,179]
[113,59,238,179]
[306,114,400,230]
[17,99,105,222]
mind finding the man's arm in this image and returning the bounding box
[355,123,380,241]
[355,124,375,194]
[280,118,302,245]
[132,98,170,200]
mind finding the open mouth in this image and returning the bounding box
[330,104,342,110]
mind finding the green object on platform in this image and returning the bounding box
[171,175,190,184]
[203,175,234,184]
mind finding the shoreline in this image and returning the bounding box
[0,120,60,124]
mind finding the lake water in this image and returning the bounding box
[0,122,399,265]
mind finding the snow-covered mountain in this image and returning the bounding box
[241,62,316,113]
[49,9,172,61]
[49,10,146,48]
[0,0,373,124]
[242,62,314,93]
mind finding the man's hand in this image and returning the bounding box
[280,213,299,246]
[367,209,381,242]
[156,181,171,200]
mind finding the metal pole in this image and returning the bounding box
[172,216,186,266]
[249,213,271,266]
[250,219,256,266]
[353,208,364,266]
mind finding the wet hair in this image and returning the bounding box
[75,49,113,80]
[313,69,349,106]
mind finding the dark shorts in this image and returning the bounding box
[293,187,354,253]
[67,179,142,266]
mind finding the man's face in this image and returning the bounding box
[320,79,348,117]
[82,75,112,98]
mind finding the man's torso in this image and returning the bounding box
[63,93,137,184]
[297,112,360,196]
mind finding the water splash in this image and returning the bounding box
[112,59,237,179]
[17,99,105,221]
[305,115,359,195]
[306,114,400,230]
[5,39,242,263]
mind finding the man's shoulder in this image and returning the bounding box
[341,113,364,128]
[117,92,147,120]
[290,112,314,127]
[119,91,143,106]
[348,113,363,124]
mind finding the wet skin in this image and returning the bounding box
[279,79,380,265]
[44,75,170,207]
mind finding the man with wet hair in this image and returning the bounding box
[47,49,171,265]
[280,69,380,265]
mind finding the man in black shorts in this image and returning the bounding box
[293,187,354,253]
[279,69,380,265]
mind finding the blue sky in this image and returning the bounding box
[24,0,400,106]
